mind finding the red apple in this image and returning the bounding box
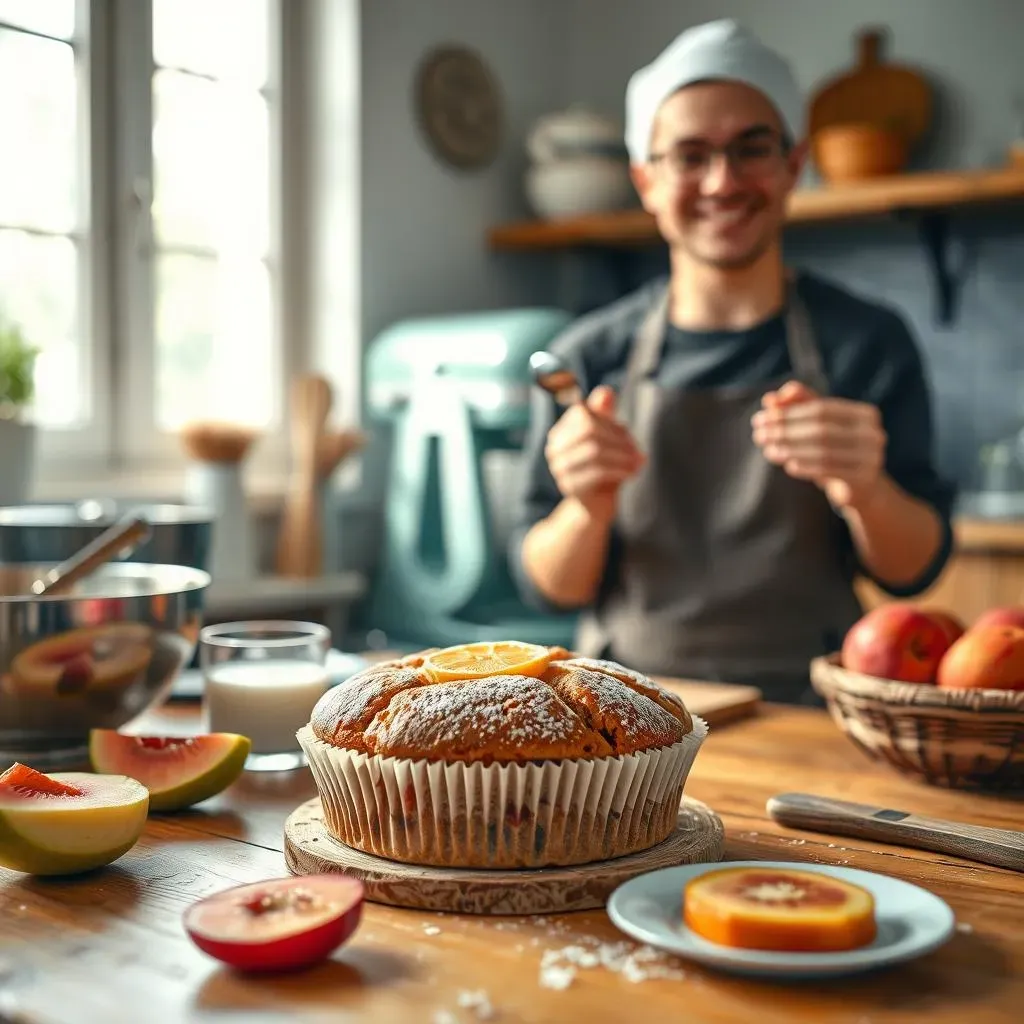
[184,874,364,972]
[937,625,1024,691]
[923,610,966,646]
[841,605,951,684]
[971,606,1024,633]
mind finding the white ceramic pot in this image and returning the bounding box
[527,107,625,164]
[0,418,37,505]
[525,157,635,220]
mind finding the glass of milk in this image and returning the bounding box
[199,620,332,772]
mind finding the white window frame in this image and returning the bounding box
[115,0,291,476]
[2,0,114,477]
[29,0,318,493]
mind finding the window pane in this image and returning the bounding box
[153,0,269,88]
[0,29,78,232]
[155,253,274,431]
[0,230,83,428]
[0,0,75,39]
[152,69,270,254]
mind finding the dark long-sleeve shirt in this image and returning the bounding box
[508,270,957,612]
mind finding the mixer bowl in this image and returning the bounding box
[0,562,211,770]
[0,502,213,571]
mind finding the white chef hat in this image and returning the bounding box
[624,19,805,164]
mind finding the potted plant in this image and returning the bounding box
[0,313,40,505]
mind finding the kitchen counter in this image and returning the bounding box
[955,516,1024,553]
[858,515,1024,617]
[1,698,1021,1023]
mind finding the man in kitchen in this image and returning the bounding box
[509,19,956,704]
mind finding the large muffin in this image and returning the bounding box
[297,644,708,869]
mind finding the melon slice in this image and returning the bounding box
[683,866,877,952]
[88,730,251,812]
[0,762,85,797]
[0,763,149,875]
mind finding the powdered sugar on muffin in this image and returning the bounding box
[550,656,693,733]
[309,647,691,763]
[541,663,686,752]
[365,674,613,762]
[311,664,427,753]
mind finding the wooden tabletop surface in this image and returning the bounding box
[1,697,1022,1024]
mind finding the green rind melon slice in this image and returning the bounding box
[0,771,149,875]
[88,731,251,812]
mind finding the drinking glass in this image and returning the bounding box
[199,620,331,772]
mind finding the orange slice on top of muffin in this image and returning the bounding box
[421,641,552,682]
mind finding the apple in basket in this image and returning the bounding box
[971,605,1024,632]
[937,624,1024,691]
[923,609,966,646]
[841,605,952,684]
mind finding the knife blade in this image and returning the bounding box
[766,792,1024,872]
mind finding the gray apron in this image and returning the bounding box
[575,275,864,704]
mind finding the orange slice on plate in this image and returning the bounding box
[422,641,552,682]
[683,866,877,952]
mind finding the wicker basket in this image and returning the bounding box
[810,654,1024,791]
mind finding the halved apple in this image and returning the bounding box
[183,875,365,972]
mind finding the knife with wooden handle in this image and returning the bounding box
[766,792,1024,872]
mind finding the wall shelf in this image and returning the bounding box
[487,168,1024,249]
[487,168,1024,325]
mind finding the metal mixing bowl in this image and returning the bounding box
[0,562,211,770]
[0,502,213,571]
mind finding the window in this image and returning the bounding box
[0,0,97,443]
[0,0,296,484]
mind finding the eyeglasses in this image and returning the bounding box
[648,133,788,181]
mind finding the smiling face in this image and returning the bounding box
[631,80,805,270]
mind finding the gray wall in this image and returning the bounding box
[359,0,568,348]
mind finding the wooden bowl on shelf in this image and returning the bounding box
[810,653,1024,791]
[812,123,909,183]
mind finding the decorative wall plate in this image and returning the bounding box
[414,45,503,171]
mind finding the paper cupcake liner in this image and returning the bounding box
[296,715,708,869]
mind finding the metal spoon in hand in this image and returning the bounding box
[529,351,585,407]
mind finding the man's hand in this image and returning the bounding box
[544,385,645,523]
[522,386,644,609]
[751,380,888,510]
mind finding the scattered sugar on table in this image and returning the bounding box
[539,938,687,989]
[457,989,497,1019]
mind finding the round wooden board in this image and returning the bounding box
[283,796,724,915]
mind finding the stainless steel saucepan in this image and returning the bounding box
[0,560,210,770]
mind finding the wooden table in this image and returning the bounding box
[1,699,1022,1024]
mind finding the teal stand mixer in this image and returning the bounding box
[361,308,579,651]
